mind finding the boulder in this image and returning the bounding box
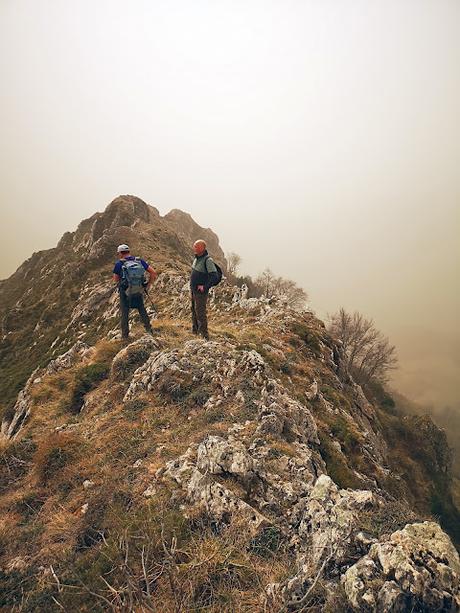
[45,341,91,375]
[342,522,460,611]
[197,435,254,481]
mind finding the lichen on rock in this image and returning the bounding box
[342,522,460,611]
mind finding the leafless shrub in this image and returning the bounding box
[328,308,397,384]
[226,252,242,276]
[253,268,308,311]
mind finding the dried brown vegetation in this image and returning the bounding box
[0,199,460,613]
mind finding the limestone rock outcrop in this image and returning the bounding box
[343,522,460,611]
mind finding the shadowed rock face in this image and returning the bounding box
[164,208,227,270]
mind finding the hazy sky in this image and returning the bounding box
[1,0,459,408]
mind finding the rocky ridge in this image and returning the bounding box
[0,197,459,611]
[0,196,227,411]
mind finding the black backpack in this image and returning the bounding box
[206,256,223,287]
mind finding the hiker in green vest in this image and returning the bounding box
[113,244,158,340]
[190,239,222,340]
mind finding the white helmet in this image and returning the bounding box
[117,244,130,253]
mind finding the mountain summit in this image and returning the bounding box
[0,196,227,411]
[1,197,459,611]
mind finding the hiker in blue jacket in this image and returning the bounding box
[113,244,158,339]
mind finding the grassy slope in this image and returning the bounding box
[1,303,459,610]
[0,319,296,611]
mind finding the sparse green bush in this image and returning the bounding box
[280,360,294,375]
[124,398,149,416]
[0,569,41,609]
[249,526,282,558]
[159,380,189,402]
[0,403,16,426]
[289,322,322,356]
[430,491,460,547]
[364,379,397,414]
[376,407,460,549]
[67,362,110,413]
[157,372,220,414]
[111,345,152,381]
[204,405,227,424]
[328,415,362,455]
[321,384,352,411]
[318,430,362,490]
[157,371,193,403]
[188,385,213,407]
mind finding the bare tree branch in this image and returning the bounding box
[328,308,398,384]
[227,252,242,276]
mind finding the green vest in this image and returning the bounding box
[192,255,217,274]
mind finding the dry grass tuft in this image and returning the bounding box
[33,432,83,485]
[31,497,293,612]
[30,371,74,406]
[92,338,122,364]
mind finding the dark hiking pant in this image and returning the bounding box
[191,291,209,339]
[119,291,152,339]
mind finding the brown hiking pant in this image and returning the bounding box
[191,291,209,339]
[119,291,152,339]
